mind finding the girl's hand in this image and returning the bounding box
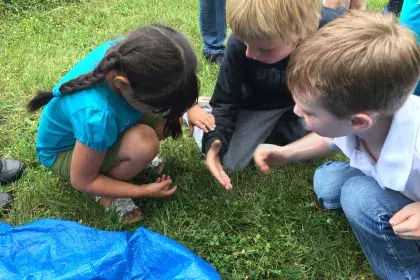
[142,175,178,198]
[390,202,420,240]
[187,105,215,136]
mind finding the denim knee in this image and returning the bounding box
[340,175,382,224]
[313,161,362,209]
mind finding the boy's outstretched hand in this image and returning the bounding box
[254,144,292,174]
[390,202,420,240]
[205,140,232,190]
[143,175,178,198]
[187,105,215,136]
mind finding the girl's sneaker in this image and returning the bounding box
[149,155,164,174]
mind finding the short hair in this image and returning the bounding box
[227,0,322,44]
[287,11,420,118]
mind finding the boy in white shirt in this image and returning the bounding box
[254,12,420,279]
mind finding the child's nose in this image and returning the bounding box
[293,105,303,117]
[245,47,259,59]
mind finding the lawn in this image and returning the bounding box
[0,0,387,279]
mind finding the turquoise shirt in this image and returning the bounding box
[36,40,143,168]
[400,0,420,96]
[400,0,420,40]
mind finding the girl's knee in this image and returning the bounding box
[122,124,160,158]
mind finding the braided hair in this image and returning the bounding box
[27,24,199,139]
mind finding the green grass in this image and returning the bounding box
[0,0,387,279]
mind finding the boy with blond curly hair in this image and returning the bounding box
[254,12,420,278]
[202,0,346,190]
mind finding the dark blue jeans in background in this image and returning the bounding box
[199,0,226,55]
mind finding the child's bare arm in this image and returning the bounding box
[254,133,334,174]
[70,141,177,198]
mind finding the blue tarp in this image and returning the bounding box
[0,219,220,280]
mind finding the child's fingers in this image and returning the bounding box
[165,185,178,196]
[207,161,228,188]
[220,170,231,184]
[390,204,416,226]
[202,119,213,131]
[206,113,215,125]
[209,165,226,187]
[254,153,271,174]
[220,170,232,190]
[259,164,271,175]
[201,125,210,133]
[204,117,216,131]
[253,151,265,166]
[155,178,172,189]
[199,122,209,133]
[257,160,271,174]
[206,140,227,187]
[393,219,417,234]
[209,114,215,124]
[162,178,172,190]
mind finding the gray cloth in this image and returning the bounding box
[223,106,308,171]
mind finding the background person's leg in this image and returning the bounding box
[199,0,226,64]
[346,0,367,10]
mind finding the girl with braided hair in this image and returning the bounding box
[27,24,199,224]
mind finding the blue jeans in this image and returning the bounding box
[199,0,226,55]
[314,161,420,279]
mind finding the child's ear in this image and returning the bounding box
[113,75,131,91]
[349,113,372,132]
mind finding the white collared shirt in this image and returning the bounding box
[330,95,420,202]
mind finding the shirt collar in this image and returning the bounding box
[334,95,420,191]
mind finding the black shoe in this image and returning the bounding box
[204,53,224,66]
[0,159,26,185]
[0,192,13,209]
